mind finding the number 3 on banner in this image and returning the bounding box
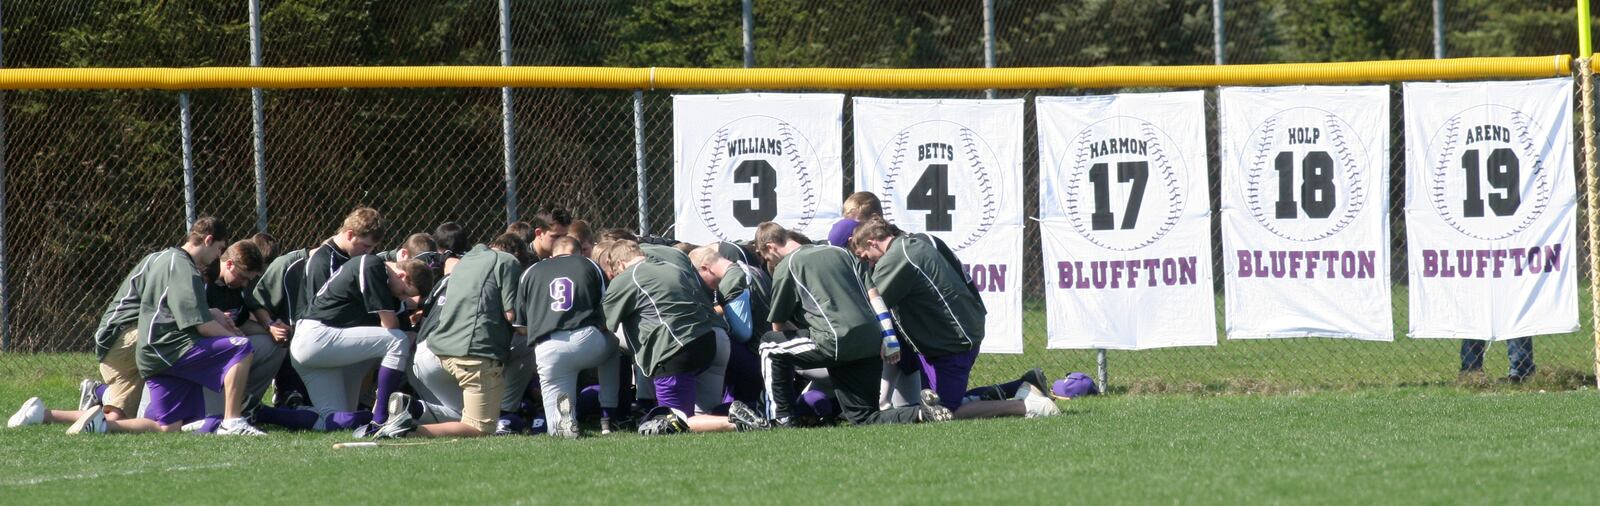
[908,164,956,231]
[1089,161,1148,231]
[733,160,778,226]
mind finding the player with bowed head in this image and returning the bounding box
[753,222,953,427]
[849,218,1059,420]
[373,234,524,439]
[593,238,765,435]
[64,218,268,435]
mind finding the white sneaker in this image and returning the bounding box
[553,394,580,440]
[78,379,104,411]
[66,409,107,434]
[180,419,208,433]
[8,397,45,428]
[1016,384,1061,418]
[216,418,267,436]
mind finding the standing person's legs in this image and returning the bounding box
[1459,339,1487,373]
[828,356,924,425]
[693,330,731,414]
[97,326,143,418]
[1506,337,1536,379]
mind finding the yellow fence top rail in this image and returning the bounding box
[0,55,1575,91]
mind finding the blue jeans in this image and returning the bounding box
[1460,338,1535,378]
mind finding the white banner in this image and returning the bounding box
[674,93,843,244]
[1038,92,1217,350]
[1219,86,1393,341]
[853,98,1025,354]
[1403,78,1578,340]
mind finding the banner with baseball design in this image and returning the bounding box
[1038,92,1217,350]
[852,97,1024,354]
[1219,86,1393,341]
[673,93,843,244]
[1403,78,1577,341]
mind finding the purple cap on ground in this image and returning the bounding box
[827,218,860,248]
[1053,372,1098,398]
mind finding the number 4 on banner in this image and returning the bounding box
[907,164,956,231]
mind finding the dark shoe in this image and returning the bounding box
[727,401,770,432]
[637,413,688,436]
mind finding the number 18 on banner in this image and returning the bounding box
[673,94,844,245]
[854,98,1026,354]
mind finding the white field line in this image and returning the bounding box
[0,462,237,487]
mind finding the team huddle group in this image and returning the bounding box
[8,192,1090,439]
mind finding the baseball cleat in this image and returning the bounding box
[66,408,107,434]
[917,389,954,423]
[1015,384,1061,418]
[351,423,380,438]
[8,397,46,428]
[636,413,688,436]
[78,379,105,411]
[180,419,207,433]
[553,395,580,440]
[1017,368,1051,397]
[217,418,268,436]
[373,392,417,439]
[727,400,770,432]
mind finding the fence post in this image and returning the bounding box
[983,0,996,100]
[0,0,11,352]
[180,92,197,228]
[634,91,649,235]
[1096,349,1108,393]
[1212,0,1225,65]
[1433,0,1446,59]
[249,0,268,233]
[499,0,518,224]
[742,0,755,69]
[1576,1,1599,389]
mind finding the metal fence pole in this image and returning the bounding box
[499,0,518,224]
[1212,0,1225,65]
[249,0,268,233]
[634,90,649,235]
[180,92,197,228]
[1433,0,1446,59]
[0,0,10,352]
[983,0,996,100]
[743,0,755,68]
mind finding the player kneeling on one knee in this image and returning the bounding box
[753,222,953,427]
[373,236,523,439]
[267,253,433,433]
[64,218,269,435]
[515,235,624,438]
[595,238,765,435]
[850,219,1059,420]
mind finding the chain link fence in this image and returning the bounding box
[0,0,1594,395]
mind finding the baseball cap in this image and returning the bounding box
[827,218,860,247]
[1052,372,1098,398]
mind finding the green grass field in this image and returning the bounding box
[1,285,1595,504]
[1,382,1596,504]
